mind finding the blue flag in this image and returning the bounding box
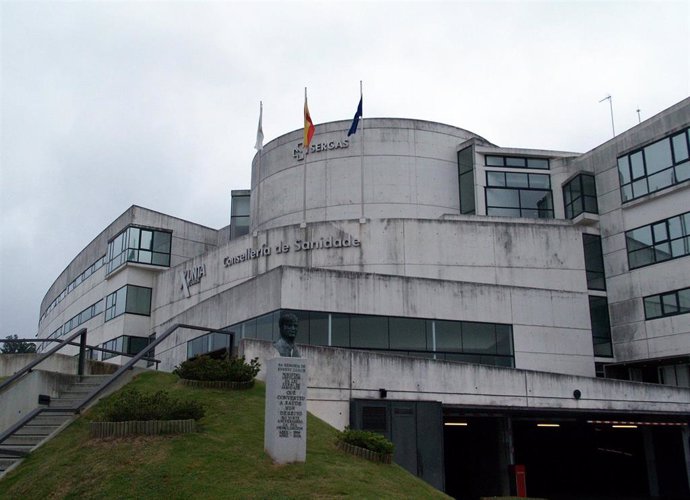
[347,97,363,136]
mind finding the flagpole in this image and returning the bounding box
[256,101,263,234]
[359,80,365,223]
[302,87,308,224]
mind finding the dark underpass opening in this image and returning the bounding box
[443,412,689,500]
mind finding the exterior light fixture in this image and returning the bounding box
[537,423,560,428]
[612,425,638,429]
[379,388,387,399]
[444,422,468,426]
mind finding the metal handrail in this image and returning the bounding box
[75,324,233,412]
[0,328,88,395]
[0,338,160,365]
[0,324,230,450]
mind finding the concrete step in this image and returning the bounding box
[2,435,44,446]
[49,398,82,409]
[15,425,60,436]
[78,375,112,383]
[0,457,19,471]
[0,445,31,458]
[29,414,73,426]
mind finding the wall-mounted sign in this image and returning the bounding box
[223,236,361,268]
[181,264,206,298]
[292,138,349,161]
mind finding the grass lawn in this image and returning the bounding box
[0,371,449,499]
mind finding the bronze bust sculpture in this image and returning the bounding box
[273,312,301,357]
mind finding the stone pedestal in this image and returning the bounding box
[264,357,307,463]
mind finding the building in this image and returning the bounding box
[35,98,690,498]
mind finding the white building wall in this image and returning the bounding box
[154,265,595,376]
[251,119,493,231]
[571,97,690,363]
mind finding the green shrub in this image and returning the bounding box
[99,388,205,422]
[336,428,394,455]
[173,355,260,383]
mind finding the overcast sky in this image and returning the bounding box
[1,0,688,338]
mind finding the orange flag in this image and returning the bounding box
[304,89,315,148]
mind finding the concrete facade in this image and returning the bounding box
[28,98,690,496]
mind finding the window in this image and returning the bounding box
[484,155,549,170]
[626,211,690,269]
[106,226,172,274]
[458,147,475,214]
[58,300,103,338]
[230,191,251,240]
[658,364,690,388]
[644,286,690,320]
[39,255,106,325]
[589,296,613,357]
[617,127,690,202]
[105,285,152,321]
[583,234,606,291]
[563,174,598,219]
[187,331,233,359]
[226,309,514,368]
[102,335,150,361]
[485,171,553,218]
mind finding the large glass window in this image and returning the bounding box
[230,191,251,240]
[583,234,606,291]
[187,331,233,359]
[626,211,690,269]
[458,147,476,215]
[226,309,514,368]
[644,286,690,320]
[617,127,690,202]
[105,285,152,321]
[563,174,598,219]
[486,172,553,218]
[106,226,172,274]
[484,155,549,170]
[102,335,151,361]
[589,296,613,357]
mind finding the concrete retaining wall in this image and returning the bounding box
[241,339,690,430]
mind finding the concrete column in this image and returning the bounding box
[643,427,659,497]
[682,427,690,493]
[498,416,514,496]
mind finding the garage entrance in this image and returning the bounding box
[443,409,689,500]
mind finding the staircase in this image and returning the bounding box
[0,374,111,477]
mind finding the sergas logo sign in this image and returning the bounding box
[292,138,349,161]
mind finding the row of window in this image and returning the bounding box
[644,286,690,320]
[485,155,550,170]
[39,299,104,352]
[485,171,553,219]
[625,211,690,269]
[40,255,107,325]
[618,127,690,202]
[227,309,515,367]
[105,285,152,322]
[106,226,172,274]
[101,335,151,361]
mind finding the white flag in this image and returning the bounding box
[254,101,264,151]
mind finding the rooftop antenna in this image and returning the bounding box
[636,107,642,124]
[599,95,615,137]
